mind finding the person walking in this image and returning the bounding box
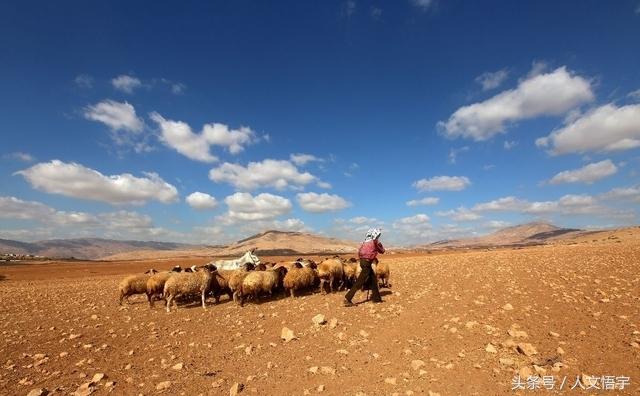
[344,228,385,307]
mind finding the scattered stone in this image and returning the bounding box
[281,327,296,342]
[336,349,349,355]
[73,382,95,396]
[312,314,327,326]
[317,384,325,392]
[516,343,538,356]
[105,381,115,388]
[410,360,425,371]
[485,344,498,354]
[156,381,171,391]
[91,373,106,383]
[27,389,48,396]
[230,382,244,396]
[384,377,397,385]
[171,363,183,371]
[533,365,547,375]
[59,352,68,358]
[329,318,338,329]
[309,366,319,374]
[320,366,336,375]
[556,347,565,355]
[499,358,514,366]
[502,303,513,311]
[507,329,528,339]
[549,331,560,338]
[359,330,370,338]
[518,366,533,379]
[428,391,441,396]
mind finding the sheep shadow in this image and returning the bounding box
[0,274,6,282]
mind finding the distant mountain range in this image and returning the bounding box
[421,222,583,249]
[0,238,205,260]
[0,223,603,260]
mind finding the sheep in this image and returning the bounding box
[226,263,256,303]
[184,265,197,273]
[283,261,318,298]
[342,260,358,288]
[209,270,234,303]
[118,269,158,305]
[237,267,288,306]
[317,257,344,294]
[145,266,184,307]
[374,259,391,288]
[163,264,216,312]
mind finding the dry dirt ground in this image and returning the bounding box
[1,239,639,395]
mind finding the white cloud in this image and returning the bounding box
[503,140,518,150]
[16,160,178,205]
[342,0,356,17]
[413,176,470,191]
[628,89,640,101]
[600,185,640,203]
[394,213,430,225]
[548,159,617,185]
[406,197,440,207]
[485,220,511,229]
[111,74,142,93]
[185,192,218,210]
[436,207,481,221]
[536,104,640,154]
[0,196,99,227]
[4,152,35,162]
[448,146,469,164]
[475,69,509,91]
[220,192,292,223]
[296,192,351,213]
[84,100,144,132]
[150,112,257,163]
[290,153,323,166]
[74,74,93,89]
[410,0,434,10]
[439,67,594,141]
[210,159,318,190]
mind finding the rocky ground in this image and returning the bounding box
[1,239,639,395]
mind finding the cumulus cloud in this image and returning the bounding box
[219,192,292,223]
[475,69,509,91]
[185,192,218,210]
[210,159,318,190]
[472,194,629,218]
[436,207,481,221]
[84,100,144,132]
[600,185,640,203]
[503,140,518,150]
[413,176,470,191]
[150,112,257,163]
[628,89,640,101]
[111,74,142,93]
[548,159,617,185]
[536,104,640,154]
[439,67,594,141]
[16,160,178,205]
[296,192,351,213]
[448,146,469,164]
[0,196,97,226]
[290,153,323,166]
[406,197,440,207]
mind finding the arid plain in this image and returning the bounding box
[1,228,639,395]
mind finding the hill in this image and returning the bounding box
[217,230,358,256]
[421,222,583,249]
[0,238,203,260]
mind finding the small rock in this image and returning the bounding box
[320,366,335,375]
[27,389,48,396]
[171,363,183,371]
[329,318,338,329]
[549,331,560,338]
[507,329,528,338]
[410,360,425,371]
[516,343,538,356]
[518,366,533,378]
[156,381,171,391]
[556,347,565,355]
[428,392,441,396]
[336,349,349,355]
[359,330,369,338]
[281,327,296,342]
[312,314,327,326]
[485,343,497,354]
[499,358,514,366]
[317,384,325,392]
[308,366,319,374]
[384,377,397,385]
[91,373,106,383]
[105,381,115,388]
[73,382,94,396]
[502,303,513,311]
[230,382,244,396]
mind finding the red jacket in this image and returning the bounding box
[358,240,385,260]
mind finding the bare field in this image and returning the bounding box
[1,241,639,395]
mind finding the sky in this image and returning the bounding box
[1,0,640,246]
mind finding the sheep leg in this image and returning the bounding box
[166,295,173,313]
[328,276,334,293]
[118,292,124,306]
[201,290,207,310]
[232,291,238,303]
[148,293,154,308]
[290,289,295,299]
[319,279,327,295]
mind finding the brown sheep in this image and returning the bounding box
[342,260,358,288]
[283,262,318,298]
[237,267,288,306]
[163,264,216,312]
[317,258,344,294]
[145,266,183,307]
[118,269,158,305]
[374,259,391,288]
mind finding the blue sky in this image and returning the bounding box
[1,0,639,246]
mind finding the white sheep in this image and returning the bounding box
[118,269,158,305]
[317,257,344,294]
[237,267,288,306]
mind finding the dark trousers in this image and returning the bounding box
[345,259,381,302]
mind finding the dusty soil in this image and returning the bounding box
[1,240,639,395]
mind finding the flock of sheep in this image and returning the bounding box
[117,255,391,312]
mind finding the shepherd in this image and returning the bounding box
[344,228,385,307]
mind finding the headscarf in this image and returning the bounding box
[364,228,382,242]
